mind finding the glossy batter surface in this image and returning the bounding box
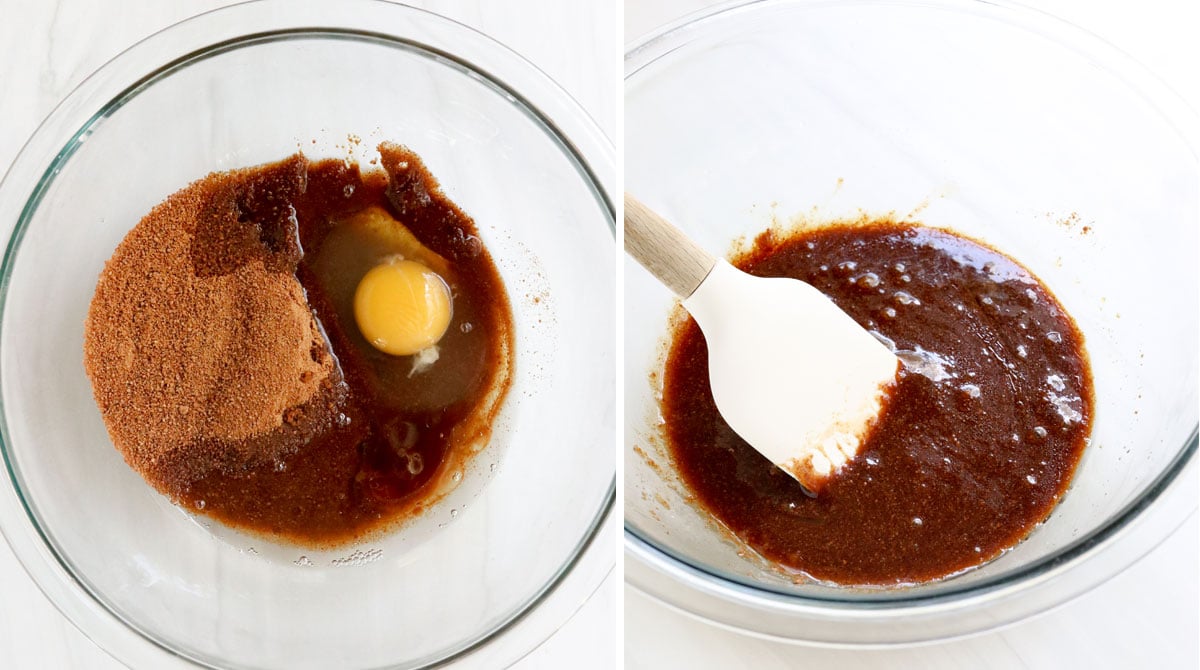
[663,222,1093,585]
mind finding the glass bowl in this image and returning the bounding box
[625,0,1197,646]
[0,1,614,668]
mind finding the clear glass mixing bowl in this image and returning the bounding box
[0,1,614,668]
[625,0,1197,646]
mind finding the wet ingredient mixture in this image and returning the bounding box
[662,221,1093,585]
[84,144,513,546]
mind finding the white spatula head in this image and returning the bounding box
[684,261,899,493]
[623,193,899,493]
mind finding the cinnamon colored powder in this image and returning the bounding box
[83,156,337,490]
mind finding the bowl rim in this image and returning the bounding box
[623,0,1199,645]
[0,1,615,668]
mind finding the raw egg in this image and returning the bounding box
[354,258,452,356]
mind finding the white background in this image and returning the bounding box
[624,1,1199,669]
[0,1,615,668]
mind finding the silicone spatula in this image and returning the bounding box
[625,194,899,494]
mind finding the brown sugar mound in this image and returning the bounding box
[83,156,337,490]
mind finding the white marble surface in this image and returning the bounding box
[0,1,615,668]
[624,1,1199,669]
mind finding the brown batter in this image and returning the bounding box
[662,221,1093,585]
[84,144,513,546]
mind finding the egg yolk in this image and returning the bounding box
[354,258,452,356]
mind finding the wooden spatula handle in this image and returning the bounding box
[624,193,716,299]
